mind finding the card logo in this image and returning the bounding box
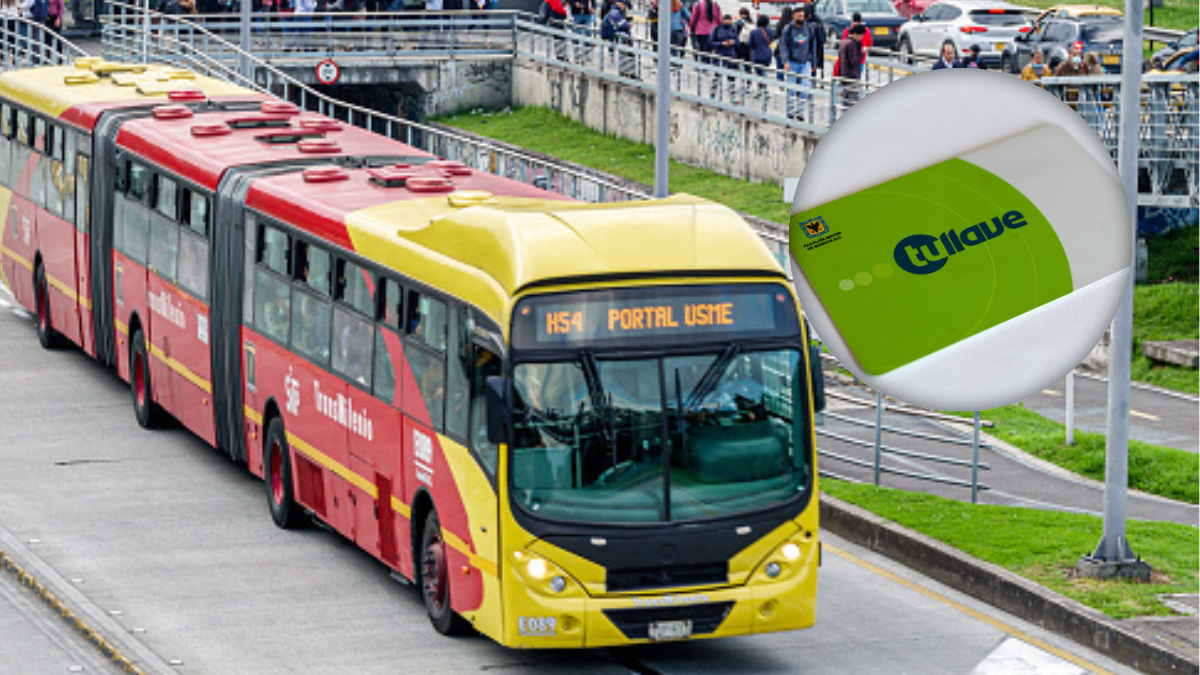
[799,216,830,239]
[894,210,1027,275]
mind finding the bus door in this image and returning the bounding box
[112,158,153,383]
[73,142,94,356]
[8,108,39,309]
[38,121,82,347]
[366,280,410,576]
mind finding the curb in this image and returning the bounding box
[819,493,1200,675]
[0,525,177,675]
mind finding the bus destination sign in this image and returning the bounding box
[515,285,794,348]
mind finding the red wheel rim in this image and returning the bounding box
[422,533,448,612]
[37,283,47,333]
[269,439,284,505]
[134,353,146,409]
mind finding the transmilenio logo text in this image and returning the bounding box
[893,210,1029,275]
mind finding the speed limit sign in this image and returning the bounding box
[315,59,340,86]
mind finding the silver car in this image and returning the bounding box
[898,0,1031,65]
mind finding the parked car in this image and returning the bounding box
[898,0,1031,66]
[1000,16,1125,74]
[1152,28,1198,65]
[1159,45,1198,73]
[891,0,934,20]
[815,0,908,49]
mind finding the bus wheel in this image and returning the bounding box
[130,328,163,428]
[35,265,61,349]
[419,509,470,636]
[264,416,304,530]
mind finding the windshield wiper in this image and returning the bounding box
[683,343,741,412]
[580,352,618,463]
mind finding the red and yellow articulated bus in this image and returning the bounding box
[0,60,819,647]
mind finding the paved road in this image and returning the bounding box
[815,383,1199,526]
[0,284,1140,675]
[1024,374,1199,453]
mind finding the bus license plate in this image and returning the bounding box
[648,620,693,641]
[872,26,888,35]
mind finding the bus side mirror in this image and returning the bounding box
[809,343,826,413]
[485,376,509,445]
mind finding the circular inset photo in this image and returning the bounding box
[789,69,1131,411]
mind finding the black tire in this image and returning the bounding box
[1001,53,1012,74]
[264,416,305,530]
[418,509,471,636]
[899,37,913,65]
[130,328,164,428]
[34,264,61,349]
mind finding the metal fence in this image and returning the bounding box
[814,351,991,501]
[98,2,648,206]
[1043,73,1199,208]
[0,17,88,70]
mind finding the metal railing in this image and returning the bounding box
[814,370,992,501]
[97,2,648,205]
[0,17,89,70]
[1043,73,1199,208]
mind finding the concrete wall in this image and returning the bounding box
[511,59,816,187]
[273,57,512,121]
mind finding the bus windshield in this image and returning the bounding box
[510,348,809,524]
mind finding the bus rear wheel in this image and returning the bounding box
[419,509,470,636]
[264,416,304,530]
[130,328,163,428]
[35,265,61,349]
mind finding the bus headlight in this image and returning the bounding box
[527,557,549,579]
[781,543,801,561]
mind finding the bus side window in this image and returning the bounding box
[177,190,209,300]
[291,240,332,367]
[0,103,11,188]
[253,224,291,344]
[406,290,447,352]
[470,345,501,477]
[444,305,469,441]
[373,326,398,405]
[11,109,30,202]
[154,174,178,220]
[75,153,89,233]
[336,259,373,317]
[60,128,75,227]
[149,209,179,283]
[376,277,402,330]
[332,306,372,389]
[119,162,152,265]
[30,117,45,208]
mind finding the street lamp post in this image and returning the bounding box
[1076,0,1152,582]
[653,0,670,198]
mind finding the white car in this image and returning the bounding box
[898,0,1031,66]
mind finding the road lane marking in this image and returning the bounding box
[1042,389,1062,396]
[824,542,1116,675]
[1129,410,1161,422]
[969,637,1086,675]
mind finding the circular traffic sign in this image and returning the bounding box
[315,59,340,86]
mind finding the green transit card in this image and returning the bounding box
[790,158,1073,376]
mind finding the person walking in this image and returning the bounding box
[600,0,632,76]
[779,8,817,119]
[837,23,865,106]
[931,41,959,70]
[1084,51,1104,74]
[688,0,719,55]
[841,11,871,51]
[1020,48,1051,84]
[733,6,751,61]
[669,0,688,48]
[803,3,825,76]
[773,5,793,77]
[748,14,773,103]
[709,13,739,98]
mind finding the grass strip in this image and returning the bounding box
[941,404,1198,503]
[437,107,792,226]
[823,479,1200,619]
[1132,282,1198,395]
